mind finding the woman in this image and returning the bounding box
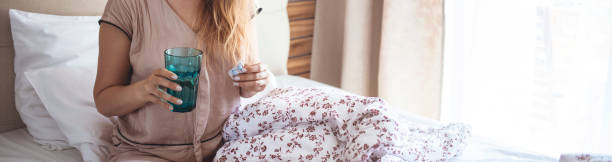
[93,0,268,161]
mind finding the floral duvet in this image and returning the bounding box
[215,87,471,162]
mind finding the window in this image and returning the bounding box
[442,0,612,156]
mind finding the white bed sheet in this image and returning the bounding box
[0,128,82,162]
[0,75,558,162]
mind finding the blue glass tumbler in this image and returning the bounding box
[164,47,203,112]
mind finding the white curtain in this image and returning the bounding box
[442,0,612,156]
[312,0,444,119]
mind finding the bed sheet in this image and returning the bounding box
[275,75,558,162]
[0,128,82,162]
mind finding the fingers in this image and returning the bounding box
[142,68,184,111]
[242,63,267,73]
[235,80,266,94]
[150,87,183,106]
[152,75,182,91]
[145,72,182,107]
[145,94,173,111]
[238,82,267,93]
[232,71,268,81]
[233,79,267,88]
[153,68,178,80]
[232,64,269,94]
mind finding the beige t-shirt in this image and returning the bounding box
[99,0,258,160]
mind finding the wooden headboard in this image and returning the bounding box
[287,0,315,78]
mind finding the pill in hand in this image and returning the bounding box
[227,62,246,77]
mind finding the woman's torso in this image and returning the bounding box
[102,0,241,160]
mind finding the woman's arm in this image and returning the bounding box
[94,24,182,117]
[233,6,271,98]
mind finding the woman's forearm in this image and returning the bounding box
[94,81,148,117]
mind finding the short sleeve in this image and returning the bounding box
[99,0,137,40]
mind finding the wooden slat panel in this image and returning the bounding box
[287,55,311,75]
[287,1,315,20]
[289,18,314,39]
[289,36,313,57]
[287,0,314,77]
[298,72,310,78]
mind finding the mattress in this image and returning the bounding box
[0,75,557,161]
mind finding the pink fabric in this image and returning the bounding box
[216,87,471,161]
[100,0,249,161]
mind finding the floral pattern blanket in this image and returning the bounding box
[215,87,471,162]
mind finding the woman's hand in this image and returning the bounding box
[135,68,183,111]
[232,63,269,98]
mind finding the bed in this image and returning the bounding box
[0,75,557,162]
[0,0,557,161]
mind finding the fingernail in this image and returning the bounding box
[256,73,264,78]
[177,99,183,105]
[172,75,178,80]
[233,76,240,80]
[169,105,173,111]
[233,82,239,86]
[256,80,265,85]
[176,86,182,91]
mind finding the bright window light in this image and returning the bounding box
[442,0,612,157]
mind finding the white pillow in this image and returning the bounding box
[9,9,100,150]
[26,66,112,162]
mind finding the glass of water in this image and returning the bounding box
[164,47,203,112]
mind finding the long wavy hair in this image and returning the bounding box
[194,0,252,65]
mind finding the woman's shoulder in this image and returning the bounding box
[102,0,168,23]
[101,0,158,39]
[108,0,171,16]
[105,0,149,12]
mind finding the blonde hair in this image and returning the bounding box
[194,0,252,65]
